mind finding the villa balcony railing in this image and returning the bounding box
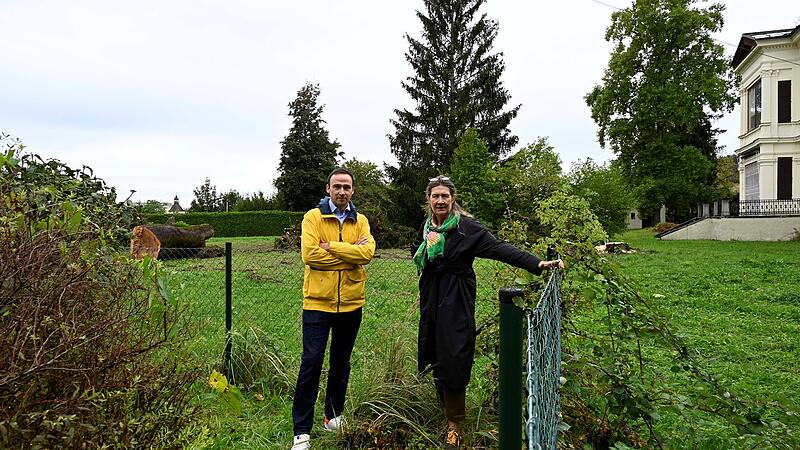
[732,199,800,217]
[698,199,800,218]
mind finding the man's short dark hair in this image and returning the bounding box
[327,167,355,186]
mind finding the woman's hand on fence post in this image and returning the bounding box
[538,259,564,270]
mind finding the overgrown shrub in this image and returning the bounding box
[568,158,634,237]
[653,222,677,233]
[0,134,138,243]
[469,185,798,448]
[0,137,201,448]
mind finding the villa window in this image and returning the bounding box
[778,80,791,123]
[777,157,792,200]
[744,162,759,200]
[748,79,761,131]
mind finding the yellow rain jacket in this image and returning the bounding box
[301,198,375,312]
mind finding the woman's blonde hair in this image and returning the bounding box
[424,176,472,218]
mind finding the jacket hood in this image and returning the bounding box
[318,196,358,221]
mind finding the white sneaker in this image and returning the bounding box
[323,415,345,432]
[291,434,310,450]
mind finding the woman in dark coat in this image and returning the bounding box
[411,176,562,448]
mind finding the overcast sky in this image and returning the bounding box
[1,0,798,206]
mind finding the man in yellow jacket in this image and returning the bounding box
[291,167,375,450]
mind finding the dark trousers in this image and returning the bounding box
[292,308,362,435]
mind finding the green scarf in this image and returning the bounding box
[413,212,460,271]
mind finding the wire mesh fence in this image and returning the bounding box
[157,243,510,368]
[156,242,563,448]
[526,268,563,450]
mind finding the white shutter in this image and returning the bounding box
[744,162,759,201]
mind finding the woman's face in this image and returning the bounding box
[428,185,454,221]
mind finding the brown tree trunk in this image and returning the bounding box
[145,224,214,248]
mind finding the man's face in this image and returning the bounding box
[326,173,354,210]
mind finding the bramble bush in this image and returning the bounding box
[475,189,797,448]
[0,135,202,448]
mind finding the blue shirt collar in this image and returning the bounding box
[328,198,351,224]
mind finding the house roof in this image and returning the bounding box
[168,196,184,213]
[731,24,800,69]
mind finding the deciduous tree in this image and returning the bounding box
[190,177,220,212]
[134,199,167,215]
[568,158,634,237]
[234,191,280,211]
[219,190,242,212]
[585,0,735,220]
[450,128,502,227]
[712,154,739,200]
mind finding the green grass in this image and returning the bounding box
[165,239,513,449]
[165,232,800,449]
[604,230,800,447]
[615,230,800,410]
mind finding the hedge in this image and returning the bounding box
[143,211,305,237]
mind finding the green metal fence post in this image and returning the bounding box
[224,242,232,379]
[499,287,525,450]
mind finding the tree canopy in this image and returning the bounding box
[234,191,280,211]
[450,128,502,228]
[190,177,220,212]
[275,83,341,212]
[585,0,735,219]
[567,158,634,237]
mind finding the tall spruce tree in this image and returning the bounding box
[388,0,519,226]
[274,83,341,211]
[585,0,735,220]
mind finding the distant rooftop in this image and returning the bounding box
[731,24,800,69]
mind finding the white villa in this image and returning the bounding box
[732,24,800,207]
[661,24,800,240]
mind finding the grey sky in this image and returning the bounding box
[1,0,796,206]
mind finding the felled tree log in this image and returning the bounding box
[145,224,214,248]
[130,225,161,260]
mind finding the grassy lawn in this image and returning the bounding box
[165,231,800,449]
[615,230,800,410]
[166,239,511,449]
[608,230,800,447]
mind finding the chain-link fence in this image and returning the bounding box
[155,242,564,448]
[526,268,563,450]
[158,243,511,370]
